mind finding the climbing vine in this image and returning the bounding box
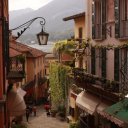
[49,62,71,109]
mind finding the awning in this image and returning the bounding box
[76,91,111,115]
[7,90,26,117]
[97,101,111,115]
[100,98,128,127]
[17,88,26,99]
[76,91,101,115]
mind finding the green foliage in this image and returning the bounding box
[49,62,71,109]
[71,84,83,94]
[12,124,27,128]
[69,121,80,128]
[16,55,25,63]
[53,40,76,56]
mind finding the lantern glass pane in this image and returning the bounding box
[39,35,47,45]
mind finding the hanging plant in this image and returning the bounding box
[16,55,25,63]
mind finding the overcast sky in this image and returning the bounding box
[9,0,54,11]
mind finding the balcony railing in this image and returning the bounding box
[72,68,120,102]
[120,20,128,38]
[7,56,25,80]
[23,79,36,90]
[38,77,47,86]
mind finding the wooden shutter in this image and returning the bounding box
[92,1,95,39]
[114,0,120,38]
[101,0,106,39]
[92,0,106,39]
[101,49,106,78]
[91,47,95,74]
[3,18,9,72]
[114,48,119,81]
[79,27,83,44]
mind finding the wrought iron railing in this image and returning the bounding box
[120,20,128,38]
[38,77,47,86]
[72,68,120,93]
[23,80,35,90]
[69,68,120,102]
[7,56,25,79]
[79,117,89,128]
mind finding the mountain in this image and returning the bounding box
[9,8,34,22]
[9,0,85,42]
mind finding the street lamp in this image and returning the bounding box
[10,17,49,45]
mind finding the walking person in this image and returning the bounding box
[32,106,37,116]
[26,107,30,122]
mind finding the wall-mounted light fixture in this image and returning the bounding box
[10,17,49,45]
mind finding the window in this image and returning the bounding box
[120,47,128,91]
[69,107,74,117]
[95,1,101,24]
[92,0,106,39]
[120,0,128,20]
[78,27,83,45]
[101,49,106,78]
[79,27,83,39]
[114,48,119,81]
[79,57,83,68]
[91,47,96,75]
[115,0,128,38]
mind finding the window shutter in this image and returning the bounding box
[92,1,95,39]
[101,0,106,39]
[91,47,95,75]
[114,0,120,38]
[3,18,9,72]
[101,49,106,78]
[114,48,119,81]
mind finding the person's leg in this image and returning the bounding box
[26,114,28,122]
[34,111,36,116]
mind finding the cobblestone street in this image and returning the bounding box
[23,106,69,128]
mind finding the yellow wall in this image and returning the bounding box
[73,16,86,69]
[74,16,85,39]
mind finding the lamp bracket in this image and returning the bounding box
[10,17,46,39]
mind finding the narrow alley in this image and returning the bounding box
[23,106,69,128]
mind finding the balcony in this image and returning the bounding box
[23,79,36,90]
[7,56,25,82]
[72,68,120,103]
[120,20,128,39]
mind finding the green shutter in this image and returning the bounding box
[91,47,95,75]
[92,1,95,39]
[101,49,106,78]
[101,0,106,39]
[114,0,120,38]
[114,48,119,81]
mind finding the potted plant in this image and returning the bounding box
[105,80,111,91]
[11,124,27,128]
[111,80,119,93]
[56,105,66,121]
[50,109,57,117]
[69,121,80,128]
